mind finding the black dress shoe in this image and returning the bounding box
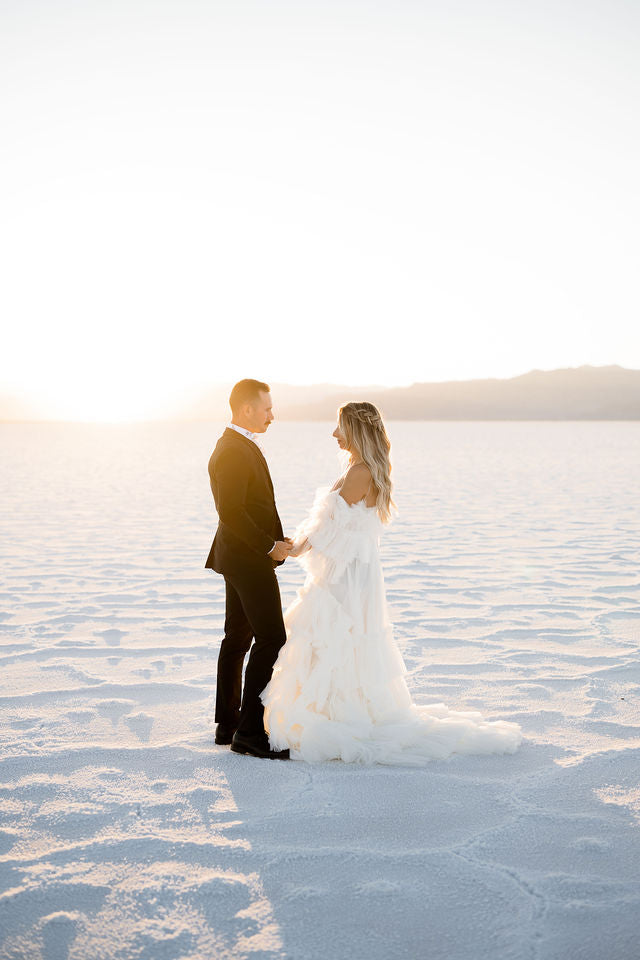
[230,733,290,760]
[215,724,236,745]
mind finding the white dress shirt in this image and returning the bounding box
[227,422,276,555]
[228,421,260,446]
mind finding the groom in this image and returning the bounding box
[205,379,293,759]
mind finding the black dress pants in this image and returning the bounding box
[214,559,287,739]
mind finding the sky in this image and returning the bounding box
[1,0,639,420]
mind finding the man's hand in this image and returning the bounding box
[269,539,294,562]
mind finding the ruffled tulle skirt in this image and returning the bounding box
[261,557,524,765]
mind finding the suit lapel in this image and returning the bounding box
[224,428,274,494]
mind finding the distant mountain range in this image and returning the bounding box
[2,366,640,421]
[185,365,640,421]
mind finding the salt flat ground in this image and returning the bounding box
[0,420,639,960]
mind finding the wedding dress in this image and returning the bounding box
[261,486,524,765]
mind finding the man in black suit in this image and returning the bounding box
[205,379,293,759]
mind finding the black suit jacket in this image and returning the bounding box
[205,428,284,574]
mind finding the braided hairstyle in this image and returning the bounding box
[337,401,395,524]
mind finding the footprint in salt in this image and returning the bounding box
[95,699,136,727]
[10,716,41,730]
[0,830,15,856]
[94,628,126,647]
[65,710,96,724]
[124,712,154,743]
[41,911,79,960]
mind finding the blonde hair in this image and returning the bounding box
[338,401,395,524]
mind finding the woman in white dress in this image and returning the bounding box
[261,401,523,765]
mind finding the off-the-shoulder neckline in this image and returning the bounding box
[326,488,377,512]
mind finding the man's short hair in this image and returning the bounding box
[229,379,270,413]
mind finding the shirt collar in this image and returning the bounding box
[228,422,259,446]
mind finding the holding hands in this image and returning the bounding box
[269,537,309,561]
[269,538,294,562]
[287,537,309,559]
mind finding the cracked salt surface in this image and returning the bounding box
[1,421,639,959]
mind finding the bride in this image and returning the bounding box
[260,401,524,765]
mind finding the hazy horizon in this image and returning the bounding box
[3,362,639,423]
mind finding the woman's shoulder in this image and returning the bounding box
[330,461,370,488]
[346,461,371,478]
[339,463,373,506]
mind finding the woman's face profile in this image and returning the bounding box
[332,421,347,450]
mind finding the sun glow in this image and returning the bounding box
[23,363,199,423]
[29,385,162,424]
